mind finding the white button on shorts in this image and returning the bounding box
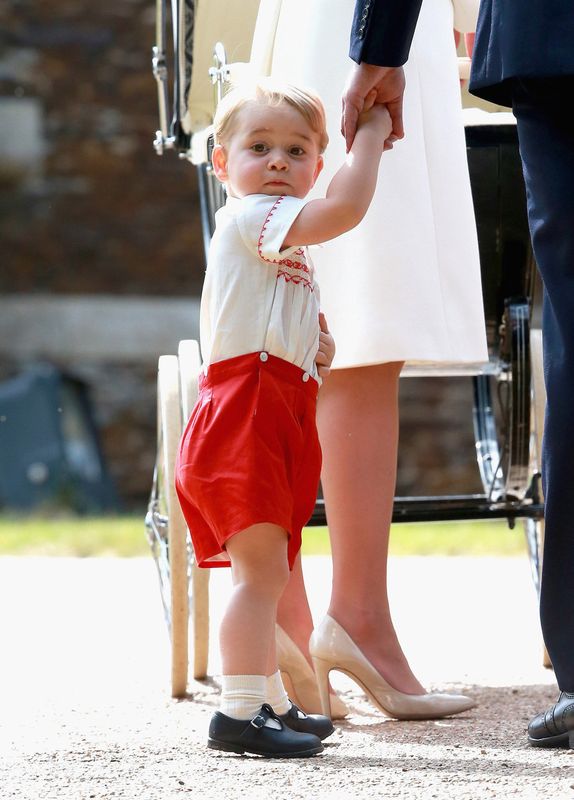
[260,351,268,362]
[302,372,310,382]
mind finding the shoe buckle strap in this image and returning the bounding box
[250,703,279,730]
[289,702,307,720]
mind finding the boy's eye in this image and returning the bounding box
[251,143,268,153]
[289,146,305,156]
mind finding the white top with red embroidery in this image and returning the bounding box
[199,193,321,382]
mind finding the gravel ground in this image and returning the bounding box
[1,554,573,799]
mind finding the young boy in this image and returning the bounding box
[176,79,391,757]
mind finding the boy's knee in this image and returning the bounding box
[257,558,290,600]
[275,560,291,593]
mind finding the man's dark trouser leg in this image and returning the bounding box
[513,77,574,691]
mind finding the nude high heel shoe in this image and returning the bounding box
[310,615,476,720]
[276,625,349,720]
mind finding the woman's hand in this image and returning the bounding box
[342,63,406,151]
[315,312,336,378]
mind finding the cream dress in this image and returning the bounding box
[252,0,488,368]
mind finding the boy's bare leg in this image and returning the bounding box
[222,523,290,676]
[209,523,328,754]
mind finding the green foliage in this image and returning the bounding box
[0,514,526,558]
[0,515,149,557]
[303,520,524,556]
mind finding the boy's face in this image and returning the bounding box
[212,102,324,199]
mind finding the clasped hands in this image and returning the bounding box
[342,62,406,151]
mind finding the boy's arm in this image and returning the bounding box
[283,101,391,248]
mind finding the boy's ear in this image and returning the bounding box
[311,155,324,187]
[211,144,228,182]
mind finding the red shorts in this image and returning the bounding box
[175,352,322,569]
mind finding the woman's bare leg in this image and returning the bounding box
[277,554,314,665]
[317,362,425,694]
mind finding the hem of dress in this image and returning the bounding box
[330,355,491,371]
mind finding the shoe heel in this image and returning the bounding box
[311,656,333,718]
[207,738,244,754]
[569,731,574,749]
[280,670,298,706]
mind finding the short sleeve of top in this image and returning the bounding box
[236,193,308,262]
[199,193,321,383]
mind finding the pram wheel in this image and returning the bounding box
[525,329,551,666]
[145,343,209,697]
[145,354,189,697]
[523,329,544,595]
[178,339,210,683]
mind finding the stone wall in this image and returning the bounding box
[0,1,511,510]
[0,0,205,297]
[0,0,206,508]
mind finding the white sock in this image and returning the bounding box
[266,670,291,716]
[219,675,280,728]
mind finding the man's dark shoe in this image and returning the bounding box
[279,702,335,740]
[208,703,324,758]
[528,692,574,748]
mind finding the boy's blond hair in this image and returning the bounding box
[213,78,329,153]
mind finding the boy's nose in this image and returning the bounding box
[267,152,288,170]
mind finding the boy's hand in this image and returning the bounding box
[315,312,336,378]
[356,91,393,145]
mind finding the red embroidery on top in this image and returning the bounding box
[258,196,314,291]
[276,269,314,289]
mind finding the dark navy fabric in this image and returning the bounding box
[349,0,423,67]
[349,0,574,109]
[470,1,574,106]
[511,77,574,690]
